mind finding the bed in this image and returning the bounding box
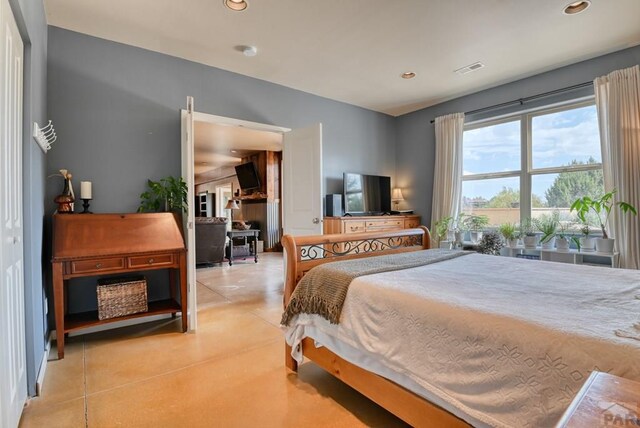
[281,227,640,427]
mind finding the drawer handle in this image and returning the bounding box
[350,226,358,231]
[148,258,154,264]
[95,263,103,269]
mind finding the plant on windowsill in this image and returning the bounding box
[521,217,538,249]
[570,189,638,254]
[435,216,454,249]
[462,214,489,244]
[498,222,520,248]
[576,221,596,252]
[452,213,467,247]
[536,212,560,250]
[478,231,504,256]
[138,176,188,213]
[554,222,571,252]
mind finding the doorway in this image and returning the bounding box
[181,105,324,331]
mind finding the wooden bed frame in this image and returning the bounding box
[282,227,471,427]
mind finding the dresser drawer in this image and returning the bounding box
[365,219,404,229]
[404,219,420,229]
[128,254,175,268]
[71,257,125,274]
[344,221,366,234]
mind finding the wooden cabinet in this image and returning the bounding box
[51,213,188,359]
[324,215,421,235]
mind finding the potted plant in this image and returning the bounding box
[462,214,489,244]
[478,231,504,256]
[453,213,467,247]
[498,222,520,248]
[536,213,559,250]
[521,217,538,249]
[555,223,570,252]
[578,222,595,252]
[138,176,188,213]
[570,189,638,254]
[435,216,454,249]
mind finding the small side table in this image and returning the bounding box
[227,229,259,266]
[556,371,640,427]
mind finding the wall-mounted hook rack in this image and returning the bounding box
[33,120,57,153]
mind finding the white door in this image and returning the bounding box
[282,123,323,236]
[180,98,197,331]
[0,0,27,425]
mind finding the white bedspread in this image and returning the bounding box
[284,253,640,427]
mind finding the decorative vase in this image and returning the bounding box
[447,230,455,242]
[507,238,519,248]
[595,238,615,254]
[54,176,75,214]
[556,237,570,252]
[523,235,538,249]
[579,237,595,252]
[540,236,556,250]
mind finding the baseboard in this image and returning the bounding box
[50,313,174,340]
[35,332,52,396]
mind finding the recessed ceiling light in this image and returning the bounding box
[563,1,590,15]
[230,150,238,154]
[401,72,416,79]
[224,0,248,11]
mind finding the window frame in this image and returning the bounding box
[461,98,602,224]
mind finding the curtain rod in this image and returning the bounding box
[429,81,593,124]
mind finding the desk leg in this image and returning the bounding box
[254,234,259,263]
[228,243,233,266]
[52,262,65,359]
[179,252,188,332]
[169,269,177,319]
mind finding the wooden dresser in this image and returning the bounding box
[52,213,187,359]
[324,215,421,235]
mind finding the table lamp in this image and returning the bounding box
[391,188,404,210]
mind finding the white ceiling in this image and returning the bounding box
[193,120,281,180]
[45,0,640,116]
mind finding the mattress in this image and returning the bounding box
[284,253,640,427]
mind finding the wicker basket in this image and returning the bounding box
[97,276,148,320]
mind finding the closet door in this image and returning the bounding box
[0,0,27,426]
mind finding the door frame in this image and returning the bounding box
[182,108,290,326]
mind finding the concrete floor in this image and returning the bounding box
[20,253,406,427]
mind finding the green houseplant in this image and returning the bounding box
[536,212,560,250]
[521,217,538,249]
[570,189,637,253]
[435,216,454,248]
[498,222,520,248]
[554,222,570,252]
[462,214,489,244]
[138,176,188,213]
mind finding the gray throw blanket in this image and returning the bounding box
[281,249,472,326]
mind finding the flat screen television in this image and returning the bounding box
[235,162,261,190]
[343,173,391,215]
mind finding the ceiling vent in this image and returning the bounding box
[454,62,485,75]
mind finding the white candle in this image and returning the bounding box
[80,181,92,199]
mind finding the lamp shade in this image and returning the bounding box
[225,199,240,210]
[391,188,404,201]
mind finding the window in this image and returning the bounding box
[461,100,603,229]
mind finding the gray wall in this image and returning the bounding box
[396,45,640,226]
[9,0,47,396]
[46,27,396,313]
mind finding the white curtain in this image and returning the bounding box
[431,112,465,237]
[594,65,640,269]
